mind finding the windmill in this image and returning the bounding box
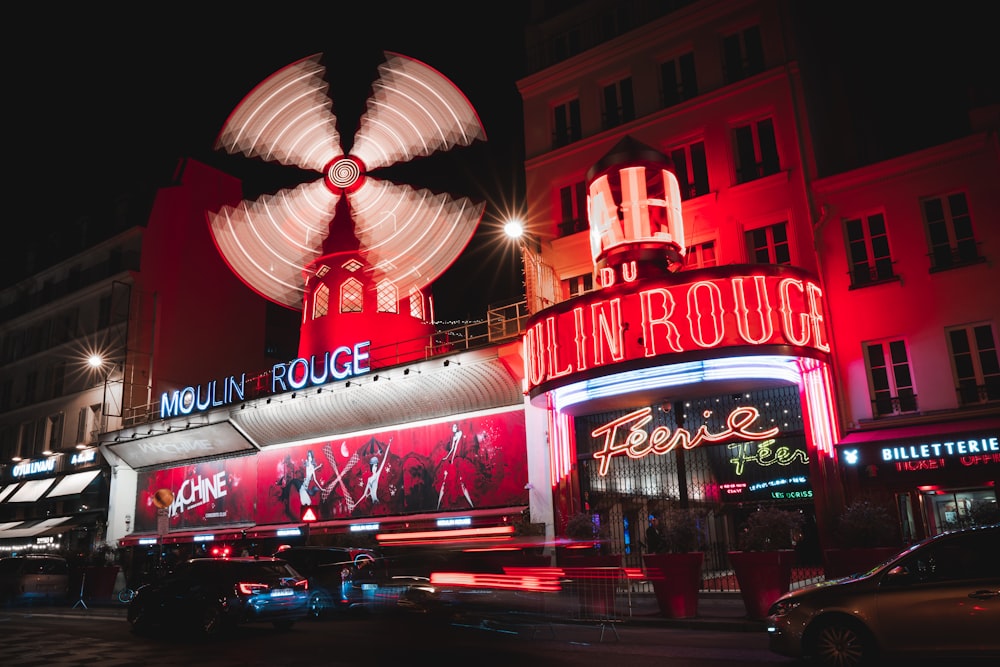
[207,52,487,364]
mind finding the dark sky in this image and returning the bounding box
[7,3,994,318]
[8,3,531,321]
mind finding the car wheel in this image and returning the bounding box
[127,604,150,634]
[808,618,872,667]
[309,592,331,619]
[272,620,295,631]
[199,603,225,636]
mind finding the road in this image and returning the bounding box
[0,606,790,667]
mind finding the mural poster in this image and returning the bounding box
[256,409,529,523]
[134,456,257,532]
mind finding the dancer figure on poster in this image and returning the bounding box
[299,450,324,507]
[437,423,474,509]
[349,441,390,510]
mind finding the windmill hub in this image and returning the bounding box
[325,156,365,193]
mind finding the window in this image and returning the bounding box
[845,213,895,286]
[865,340,917,416]
[340,278,363,313]
[19,418,46,458]
[685,241,717,269]
[746,222,790,265]
[602,77,635,130]
[376,280,397,313]
[553,99,581,148]
[409,288,424,320]
[670,141,709,199]
[25,371,38,404]
[948,323,1000,405]
[564,273,594,298]
[923,193,980,270]
[76,404,100,444]
[660,52,697,108]
[312,284,329,319]
[734,118,780,183]
[722,24,764,84]
[47,413,63,452]
[558,181,588,236]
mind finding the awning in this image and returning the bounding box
[45,470,102,497]
[0,516,76,539]
[0,485,17,502]
[6,478,56,503]
[837,415,1000,447]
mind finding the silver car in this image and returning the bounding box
[767,524,1000,666]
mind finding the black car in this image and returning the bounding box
[271,546,383,618]
[127,557,309,636]
[767,524,1000,666]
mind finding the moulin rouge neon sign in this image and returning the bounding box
[525,269,829,394]
[590,405,780,476]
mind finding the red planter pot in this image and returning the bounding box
[643,552,703,618]
[728,550,795,620]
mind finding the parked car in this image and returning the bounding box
[126,557,309,636]
[767,523,1000,667]
[271,545,383,618]
[0,554,70,604]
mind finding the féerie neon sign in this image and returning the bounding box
[590,405,780,475]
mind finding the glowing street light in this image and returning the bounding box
[88,354,121,433]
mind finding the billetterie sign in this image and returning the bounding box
[524,266,829,394]
[161,341,371,418]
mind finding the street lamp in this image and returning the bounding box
[503,216,554,316]
[88,354,121,433]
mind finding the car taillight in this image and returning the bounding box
[238,582,270,595]
[294,579,308,592]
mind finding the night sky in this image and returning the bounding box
[7,3,995,319]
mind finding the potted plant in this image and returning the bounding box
[824,499,902,578]
[643,508,708,618]
[560,512,620,618]
[728,506,803,619]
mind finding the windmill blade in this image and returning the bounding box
[347,178,485,294]
[351,52,486,172]
[207,179,340,308]
[215,54,342,171]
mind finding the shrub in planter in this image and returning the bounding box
[836,499,898,548]
[825,499,903,578]
[644,508,709,618]
[729,507,803,619]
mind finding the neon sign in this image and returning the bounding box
[881,436,998,462]
[590,405,780,476]
[11,458,56,478]
[524,268,829,394]
[728,439,808,475]
[160,340,371,418]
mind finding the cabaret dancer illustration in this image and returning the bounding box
[299,449,324,508]
[437,423,474,509]
[348,439,391,511]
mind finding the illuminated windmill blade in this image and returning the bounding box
[208,179,340,308]
[215,54,342,171]
[350,52,486,171]
[347,178,485,292]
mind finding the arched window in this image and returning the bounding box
[409,287,424,320]
[340,278,363,313]
[312,284,329,319]
[377,280,398,313]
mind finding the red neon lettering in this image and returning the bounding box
[639,288,683,356]
[590,406,780,476]
[591,299,625,365]
[686,281,725,347]
[732,276,774,344]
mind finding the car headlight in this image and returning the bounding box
[767,598,801,617]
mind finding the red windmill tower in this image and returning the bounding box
[207,52,486,367]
